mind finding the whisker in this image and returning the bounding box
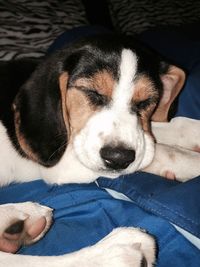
[53,132,67,141]
[48,141,67,161]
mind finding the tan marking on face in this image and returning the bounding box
[66,89,96,138]
[59,72,70,137]
[133,75,158,103]
[66,70,115,139]
[139,102,158,133]
[73,70,115,98]
[59,72,96,141]
[14,108,39,162]
[133,75,158,132]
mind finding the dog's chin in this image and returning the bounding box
[95,167,137,179]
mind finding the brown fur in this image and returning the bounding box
[66,71,115,138]
[133,76,158,132]
[14,107,39,162]
[73,70,115,98]
[66,89,96,138]
[59,73,71,137]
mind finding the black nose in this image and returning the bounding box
[100,145,135,170]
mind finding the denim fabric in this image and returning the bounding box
[0,180,200,266]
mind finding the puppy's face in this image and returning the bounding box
[15,35,185,181]
[61,41,161,178]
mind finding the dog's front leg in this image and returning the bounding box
[151,117,200,152]
[0,227,156,267]
[146,117,200,181]
[143,143,200,181]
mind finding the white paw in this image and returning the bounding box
[152,117,200,152]
[143,143,200,181]
[0,202,53,253]
[81,227,156,267]
[170,117,200,151]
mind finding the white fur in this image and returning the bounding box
[152,117,200,150]
[144,117,200,181]
[72,49,155,179]
[0,202,52,243]
[0,227,156,267]
[144,142,200,181]
[0,123,40,186]
[40,144,102,184]
[0,122,98,185]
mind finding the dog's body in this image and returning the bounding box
[0,34,200,266]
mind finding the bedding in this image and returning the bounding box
[0,10,200,266]
[108,0,200,34]
[0,0,88,60]
[0,179,200,266]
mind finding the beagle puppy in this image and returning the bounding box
[0,34,200,266]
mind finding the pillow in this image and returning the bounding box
[0,0,88,60]
[108,0,200,34]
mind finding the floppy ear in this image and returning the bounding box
[152,65,186,122]
[13,59,69,167]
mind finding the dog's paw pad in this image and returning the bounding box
[193,145,200,153]
[5,220,25,236]
[141,256,148,267]
[163,170,176,180]
[0,202,53,253]
[25,216,48,240]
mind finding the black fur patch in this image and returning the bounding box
[14,57,68,167]
[0,59,40,155]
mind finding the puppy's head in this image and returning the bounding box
[13,35,185,180]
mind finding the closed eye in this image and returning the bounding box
[131,98,156,114]
[135,98,152,110]
[82,88,109,107]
